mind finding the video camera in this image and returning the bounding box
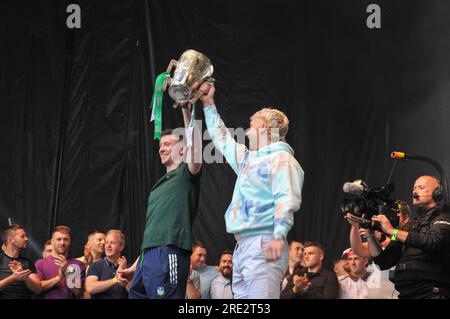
[341,180,400,231]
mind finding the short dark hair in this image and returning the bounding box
[43,239,52,250]
[87,230,104,241]
[52,225,71,237]
[333,259,343,266]
[161,129,183,142]
[2,224,24,244]
[216,250,233,266]
[192,240,206,251]
[220,250,233,258]
[289,240,303,247]
[161,129,174,137]
[303,241,325,255]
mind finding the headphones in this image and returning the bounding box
[432,176,443,202]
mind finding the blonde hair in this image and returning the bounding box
[250,108,289,141]
[106,229,125,246]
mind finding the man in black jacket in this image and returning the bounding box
[370,175,450,298]
[280,241,339,299]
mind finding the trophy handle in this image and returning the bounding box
[163,77,171,91]
[163,59,178,91]
[189,91,203,105]
[166,59,178,73]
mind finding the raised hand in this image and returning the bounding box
[117,256,127,270]
[293,273,311,291]
[54,255,69,277]
[11,268,32,281]
[371,214,394,235]
[345,213,362,226]
[198,82,215,107]
[83,242,93,265]
[8,260,23,271]
[117,266,134,282]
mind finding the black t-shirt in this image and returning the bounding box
[86,258,128,299]
[0,251,36,299]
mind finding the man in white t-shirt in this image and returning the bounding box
[339,249,372,299]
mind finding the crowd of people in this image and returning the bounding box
[1,82,449,299]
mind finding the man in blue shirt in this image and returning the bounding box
[85,230,128,299]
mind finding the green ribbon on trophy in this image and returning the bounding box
[150,72,170,140]
[150,50,214,141]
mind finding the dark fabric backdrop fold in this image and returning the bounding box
[1,0,449,267]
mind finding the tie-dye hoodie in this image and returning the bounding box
[204,105,304,239]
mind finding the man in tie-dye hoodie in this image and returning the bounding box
[199,83,304,299]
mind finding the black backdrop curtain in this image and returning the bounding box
[1,0,450,267]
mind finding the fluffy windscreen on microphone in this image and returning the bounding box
[343,182,365,195]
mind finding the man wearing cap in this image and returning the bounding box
[338,249,372,299]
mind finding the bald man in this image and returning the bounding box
[367,175,450,299]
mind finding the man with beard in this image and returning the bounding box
[369,175,450,298]
[210,251,233,299]
[0,225,41,298]
[35,226,86,299]
[280,242,339,299]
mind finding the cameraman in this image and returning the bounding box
[369,175,450,298]
[347,201,410,259]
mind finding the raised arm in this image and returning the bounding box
[199,83,247,174]
[180,103,202,175]
[346,215,371,258]
[373,213,450,255]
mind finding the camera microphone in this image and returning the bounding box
[343,182,365,195]
[413,194,433,199]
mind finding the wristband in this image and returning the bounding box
[391,229,399,241]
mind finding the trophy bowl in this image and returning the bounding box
[165,49,214,104]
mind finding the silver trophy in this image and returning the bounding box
[163,49,214,106]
